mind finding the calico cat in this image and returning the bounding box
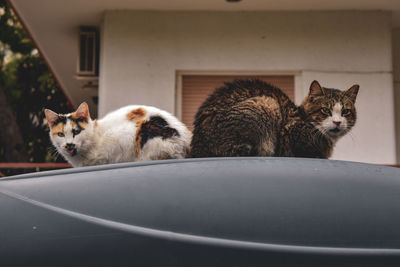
[190,79,359,158]
[45,102,192,167]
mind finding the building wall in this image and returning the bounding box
[99,10,396,164]
[393,29,400,165]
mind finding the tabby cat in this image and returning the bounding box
[190,79,359,158]
[45,102,191,167]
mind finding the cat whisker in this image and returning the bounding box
[347,131,356,143]
[48,146,61,160]
[311,127,327,140]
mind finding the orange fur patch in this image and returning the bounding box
[157,153,170,160]
[70,111,80,120]
[185,147,191,157]
[94,120,98,127]
[70,119,88,130]
[70,110,88,127]
[127,108,146,121]
[135,120,146,156]
[50,123,64,136]
[78,121,88,129]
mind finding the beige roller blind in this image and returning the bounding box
[182,75,294,130]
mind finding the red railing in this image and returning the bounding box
[0,163,72,177]
[386,164,400,168]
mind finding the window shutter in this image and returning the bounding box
[182,75,294,130]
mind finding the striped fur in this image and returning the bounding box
[190,79,359,159]
[45,103,191,167]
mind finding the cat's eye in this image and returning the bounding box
[342,109,351,116]
[57,132,65,137]
[321,107,331,115]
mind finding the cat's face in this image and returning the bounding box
[301,81,359,139]
[45,102,93,158]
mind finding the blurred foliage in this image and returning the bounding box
[0,0,73,174]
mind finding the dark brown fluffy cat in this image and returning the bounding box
[190,79,359,158]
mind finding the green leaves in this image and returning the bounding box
[0,0,72,173]
[0,1,34,55]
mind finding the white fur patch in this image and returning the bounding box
[317,102,349,139]
[331,103,343,124]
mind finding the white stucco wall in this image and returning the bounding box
[393,29,400,164]
[99,10,396,164]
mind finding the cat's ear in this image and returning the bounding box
[343,84,359,103]
[308,80,325,97]
[74,102,91,122]
[45,109,59,128]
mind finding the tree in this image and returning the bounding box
[0,0,31,163]
[0,0,72,175]
[0,83,28,162]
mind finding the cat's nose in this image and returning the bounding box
[65,143,75,149]
[333,121,341,126]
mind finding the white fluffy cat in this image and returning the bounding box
[45,102,192,167]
